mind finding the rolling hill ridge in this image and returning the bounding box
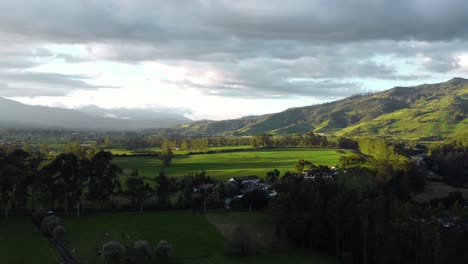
[175,78,468,140]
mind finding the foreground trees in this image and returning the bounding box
[41,153,88,213]
[272,175,468,264]
[126,170,150,212]
[428,138,468,187]
[0,149,39,215]
[1,147,122,215]
[88,151,122,202]
[159,146,174,167]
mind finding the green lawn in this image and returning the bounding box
[65,212,338,264]
[0,217,59,264]
[114,148,352,180]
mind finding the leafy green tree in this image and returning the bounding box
[125,170,150,212]
[266,169,280,183]
[63,141,87,160]
[103,137,113,149]
[156,171,170,208]
[41,153,88,213]
[88,151,122,202]
[191,138,209,152]
[295,160,315,172]
[86,142,101,160]
[159,146,174,167]
[0,149,40,215]
[429,139,468,187]
[180,139,189,150]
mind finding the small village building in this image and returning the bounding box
[228,176,260,185]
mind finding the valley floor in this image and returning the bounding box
[0,212,339,264]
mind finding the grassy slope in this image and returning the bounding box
[114,148,351,180]
[0,218,59,264]
[337,83,468,139]
[174,78,468,140]
[65,212,338,264]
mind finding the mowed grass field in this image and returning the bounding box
[114,148,352,180]
[0,218,59,264]
[64,212,338,264]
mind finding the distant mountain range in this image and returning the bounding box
[174,78,468,140]
[1,78,467,138]
[0,98,191,131]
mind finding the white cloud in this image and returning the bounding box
[457,53,468,71]
[1,1,468,119]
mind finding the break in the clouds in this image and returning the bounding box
[1,0,468,119]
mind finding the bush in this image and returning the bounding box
[102,241,126,264]
[32,210,52,226]
[129,240,153,264]
[40,215,60,235]
[224,227,257,256]
[52,225,66,244]
[155,240,173,258]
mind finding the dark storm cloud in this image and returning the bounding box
[0,0,467,99]
[2,1,468,44]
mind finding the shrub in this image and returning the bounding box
[224,227,257,256]
[52,225,66,244]
[128,240,153,264]
[32,210,51,226]
[155,240,173,258]
[102,241,126,264]
[40,215,60,235]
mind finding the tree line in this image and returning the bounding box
[0,145,121,215]
[271,175,468,264]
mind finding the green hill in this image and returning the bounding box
[176,78,468,140]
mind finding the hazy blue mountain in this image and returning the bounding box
[0,98,191,131]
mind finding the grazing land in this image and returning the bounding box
[0,218,59,264]
[107,144,253,156]
[114,148,352,180]
[64,212,338,264]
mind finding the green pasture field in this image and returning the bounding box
[206,212,339,264]
[113,148,352,180]
[105,148,136,155]
[208,145,253,151]
[0,217,59,264]
[106,145,252,156]
[64,212,338,264]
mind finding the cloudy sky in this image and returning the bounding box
[1,0,468,120]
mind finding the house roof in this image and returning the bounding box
[229,176,259,182]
